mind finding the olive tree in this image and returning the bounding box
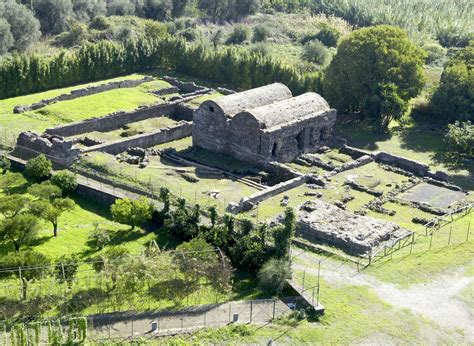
[323,25,426,130]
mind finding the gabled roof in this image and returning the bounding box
[243,92,330,129]
[212,83,292,118]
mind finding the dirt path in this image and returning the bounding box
[291,249,474,341]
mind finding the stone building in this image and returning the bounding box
[193,83,337,164]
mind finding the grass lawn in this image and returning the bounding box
[0,74,165,140]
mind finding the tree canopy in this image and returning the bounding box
[323,25,426,129]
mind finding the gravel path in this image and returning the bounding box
[291,249,474,341]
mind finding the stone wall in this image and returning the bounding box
[163,76,207,93]
[14,77,153,114]
[227,175,307,213]
[45,103,177,137]
[339,145,371,159]
[81,121,192,155]
[373,151,429,176]
[12,132,80,165]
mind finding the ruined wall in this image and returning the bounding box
[12,132,80,165]
[163,76,207,93]
[228,175,307,213]
[81,122,192,155]
[14,77,153,114]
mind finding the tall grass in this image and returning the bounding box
[275,0,473,46]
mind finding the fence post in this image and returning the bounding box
[250,301,253,323]
[429,231,434,250]
[467,222,471,242]
[410,233,414,255]
[204,312,207,327]
[448,226,452,245]
[272,299,276,320]
[131,320,134,338]
[302,270,305,291]
[228,303,231,323]
[18,267,23,300]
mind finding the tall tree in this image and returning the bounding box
[29,198,75,237]
[0,172,27,195]
[72,0,106,22]
[323,25,426,129]
[34,0,74,34]
[0,213,39,252]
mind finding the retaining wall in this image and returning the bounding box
[163,76,206,93]
[373,151,429,176]
[81,122,193,155]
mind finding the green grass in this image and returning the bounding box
[366,213,474,287]
[459,282,474,311]
[0,74,161,140]
[185,92,223,108]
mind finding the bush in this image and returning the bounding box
[258,258,292,295]
[252,25,269,43]
[54,21,88,48]
[444,121,473,158]
[25,155,52,180]
[51,171,78,192]
[301,40,331,66]
[88,223,111,250]
[226,25,250,45]
[315,23,341,47]
[249,42,270,56]
[89,16,110,31]
[111,197,153,230]
[423,42,447,66]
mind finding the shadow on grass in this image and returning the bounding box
[71,193,114,220]
[63,287,108,314]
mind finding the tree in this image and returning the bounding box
[315,23,341,48]
[72,0,106,22]
[29,198,75,237]
[51,170,78,193]
[0,19,14,54]
[54,255,79,288]
[107,0,136,16]
[323,25,426,130]
[0,0,41,52]
[143,0,172,20]
[226,25,250,45]
[430,42,473,123]
[88,223,111,250]
[0,213,39,252]
[28,181,62,201]
[92,246,130,292]
[0,155,11,174]
[272,208,295,259]
[0,251,49,300]
[258,258,292,295]
[0,172,27,195]
[25,155,52,180]
[171,0,190,17]
[111,197,153,230]
[34,0,74,34]
[0,195,30,219]
[252,24,269,43]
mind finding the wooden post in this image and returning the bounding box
[317,261,321,306]
[410,233,414,255]
[302,270,306,291]
[272,299,276,320]
[467,222,471,242]
[448,226,452,245]
[429,231,434,250]
[250,301,253,323]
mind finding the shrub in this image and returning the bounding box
[226,25,250,45]
[315,23,341,47]
[301,40,331,65]
[444,121,473,158]
[54,21,89,47]
[51,171,78,193]
[249,42,270,56]
[258,258,292,295]
[252,25,269,43]
[25,155,52,180]
[423,42,447,66]
[88,223,111,250]
[89,16,110,31]
[111,197,153,230]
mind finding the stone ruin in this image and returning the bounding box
[12,132,80,165]
[193,83,337,165]
[297,200,410,256]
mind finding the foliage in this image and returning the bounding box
[72,0,106,22]
[88,223,111,250]
[111,197,153,230]
[25,155,52,180]
[0,0,41,52]
[423,42,447,66]
[272,208,295,259]
[323,25,426,129]
[430,43,473,123]
[51,170,78,193]
[0,251,49,299]
[301,39,331,66]
[54,20,89,47]
[0,172,26,195]
[0,155,11,174]
[0,213,39,252]
[258,258,292,295]
[54,254,79,287]
[226,25,250,45]
[444,121,474,159]
[34,0,74,35]
[0,36,321,100]
[252,24,269,43]
[315,23,341,47]
[28,181,62,201]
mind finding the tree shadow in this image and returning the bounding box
[333,116,392,151]
[27,235,54,247]
[71,193,114,220]
[63,287,108,314]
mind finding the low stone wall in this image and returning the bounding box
[228,175,306,213]
[217,87,236,95]
[173,103,195,122]
[265,162,303,181]
[163,76,207,93]
[339,145,371,159]
[45,103,177,137]
[14,77,153,114]
[373,151,429,176]
[81,122,192,155]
